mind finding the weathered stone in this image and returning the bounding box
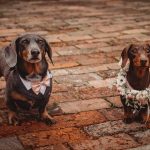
[69,133,139,150]
[55,46,80,56]
[129,144,150,150]
[98,69,118,79]
[75,42,108,49]
[19,127,89,149]
[45,34,64,43]
[55,73,102,86]
[130,130,150,145]
[52,83,70,93]
[122,29,149,34]
[84,120,145,137]
[104,62,120,70]
[106,96,123,108]
[66,65,108,75]
[100,46,123,53]
[50,91,77,103]
[69,140,101,150]
[0,136,24,150]
[88,77,115,88]
[98,133,139,150]
[49,61,79,70]
[51,69,69,76]
[59,98,110,114]
[77,87,118,100]
[35,144,69,150]
[92,32,120,39]
[99,108,124,121]
[98,25,126,33]
[53,111,106,128]
[0,29,25,36]
[59,34,93,42]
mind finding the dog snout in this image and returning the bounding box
[31,49,40,57]
[140,59,147,66]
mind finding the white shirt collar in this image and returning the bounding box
[19,71,52,95]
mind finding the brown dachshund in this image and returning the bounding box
[120,44,150,123]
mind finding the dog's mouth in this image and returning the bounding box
[28,57,41,63]
[133,63,149,68]
[141,65,149,68]
[135,65,149,68]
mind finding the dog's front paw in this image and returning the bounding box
[138,112,148,124]
[0,116,3,125]
[8,116,20,126]
[43,117,56,125]
[40,110,56,125]
[8,112,20,126]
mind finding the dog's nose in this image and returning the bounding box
[31,49,40,57]
[140,59,147,66]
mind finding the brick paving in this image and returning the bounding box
[0,0,150,149]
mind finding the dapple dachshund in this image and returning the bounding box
[0,34,56,125]
[120,44,150,123]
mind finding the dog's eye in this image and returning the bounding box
[147,49,150,53]
[38,40,44,45]
[131,48,137,53]
[22,39,29,45]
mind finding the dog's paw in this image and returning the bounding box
[8,116,21,126]
[0,117,3,125]
[40,110,56,125]
[39,116,56,125]
[8,112,21,126]
[123,117,133,124]
[43,117,56,125]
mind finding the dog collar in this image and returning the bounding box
[116,66,150,101]
[116,66,150,123]
[19,71,52,95]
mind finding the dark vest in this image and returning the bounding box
[6,69,52,111]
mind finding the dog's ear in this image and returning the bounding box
[4,39,18,68]
[120,44,132,68]
[147,43,150,50]
[44,40,54,65]
[147,44,150,67]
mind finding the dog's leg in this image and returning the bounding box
[40,108,56,125]
[123,106,134,123]
[6,99,20,125]
[138,107,148,123]
[8,110,19,125]
[120,96,134,123]
[38,100,56,125]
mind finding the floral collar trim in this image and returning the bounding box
[116,66,150,123]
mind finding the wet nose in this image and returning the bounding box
[140,59,147,66]
[31,49,40,57]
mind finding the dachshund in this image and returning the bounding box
[120,44,150,124]
[0,34,55,125]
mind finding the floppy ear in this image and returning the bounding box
[4,41,17,68]
[120,44,132,68]
[45,40,54,65]
[147,43,150,50]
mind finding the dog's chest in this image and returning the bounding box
[14,86,51,111]
[25,73,42,82]
[20,71,52,95]
[8,70,52,111]
[15,99,39,111]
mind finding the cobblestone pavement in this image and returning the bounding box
[0,0,150,149]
